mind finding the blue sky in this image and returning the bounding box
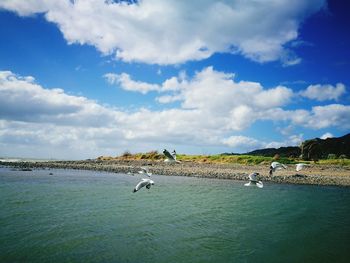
[0,0,349,159]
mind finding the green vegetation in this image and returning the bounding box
[318,158,350,166]
[96,151,350,166]
[177,154,304,165]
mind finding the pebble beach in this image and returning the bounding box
[2,159,350,187]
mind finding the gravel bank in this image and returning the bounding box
[1,159,350,187]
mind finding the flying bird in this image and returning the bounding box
[244,172,264,188]
[295,163,308,172]
[269,161,287,176]
[163,149,181,163]
[138,166,152,177]
[133,178,154,193]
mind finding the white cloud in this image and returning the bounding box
[104,72,161,94]
[300,83,346,101]
[320,132,333,139]
[222,133,304,152]
[222,136,263,152]
[306,104,350,129]
[1,69,349,159]
[0,71,120,126]
[105,67,350,132]
[107,66,294,130]
[0,0,326,65]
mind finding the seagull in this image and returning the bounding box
[244,172,263,188]
[295,163,308,172]
[138,166,152,177]
[269,161,287,176]
[163,149,181,163]
[133,178,155,193]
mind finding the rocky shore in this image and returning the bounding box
[1,159,350,187]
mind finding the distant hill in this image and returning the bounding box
[232,133,350,159]
[301,133,350,160]
[246,146,301,158]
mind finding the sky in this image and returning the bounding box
[0,0,349,160]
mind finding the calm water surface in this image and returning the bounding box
[1,168,349,262]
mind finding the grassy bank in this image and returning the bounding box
[97,151,350,166]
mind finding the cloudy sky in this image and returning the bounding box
[0,0,349,159]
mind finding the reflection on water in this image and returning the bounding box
[0,168,350,262]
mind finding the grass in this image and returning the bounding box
[97,151,350,166]
[317,158,350,166]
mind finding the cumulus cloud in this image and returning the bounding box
[305,104,350,129]
[106,66,294,130]
[105,66,350,132]
[0,0,326,65]
[1,69,349,159]
[221,133,304,152]
[221,136,263,152]
[300,83,346,101]
[104,72,161,94]
[0,71,120,126]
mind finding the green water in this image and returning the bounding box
[1,168,349,263]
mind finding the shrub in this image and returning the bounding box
[327,153,337,159]
[122,150,132,158]
[339,154,347,159]
[273,154,280,160]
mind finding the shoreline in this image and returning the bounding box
[1,159,350,187]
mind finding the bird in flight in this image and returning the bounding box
[269,161,287,176]
[138,166,152,177]
[163,149,181,163]
[244,172,264,188]
[295,163,308,172]
[133,178,154,193]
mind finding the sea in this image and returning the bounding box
[0,167,349,262]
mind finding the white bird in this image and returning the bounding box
[133,178,154,193]
[244,172,264,188]
[295,163,308,172]
[138,166,152,177]
[269,161,287,176]
[163,149,181,163]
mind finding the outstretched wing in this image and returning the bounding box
[272,162,287,170]
[133,179,148,193]
[163,149,175,160]
[295,163,306,172]
[256,181,264,188]
[140,166,152,176]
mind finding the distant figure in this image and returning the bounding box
[295,163,308,172]
[244,172,263,188]
[269,161,287,176]
[133,178,154,193]
[163,149,181,163]
[138,166,152,177]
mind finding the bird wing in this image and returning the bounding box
[133,179,148,192]
[256,181,264,188]
[139,166,148,173]
[163,149,175,160]
[142,166,152,176]
[295,163,306,171]
[145,179,154,189]
[296,164,302,171]
[172,151,177,160]
[271,162,279,168]
[272,162,287,170]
